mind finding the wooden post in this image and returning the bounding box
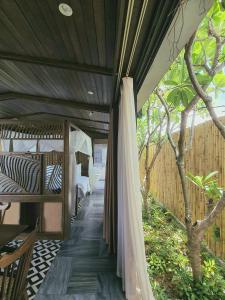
[63,120,72,239]
[39,154,44,233]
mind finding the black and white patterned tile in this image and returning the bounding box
[27,240,62,299]
[1,205,82,299]
[7,239,62,300]
[27,212,80,299]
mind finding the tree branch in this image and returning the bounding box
[196,191,225,233]
[208,19,223,73]
[184,32,225,140]
[186,109,196,151]
[214,61,225,74]
[176,111,193,226]
[155,89,178,157]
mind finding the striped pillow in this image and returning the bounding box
[0,173,24,193]
[0,155,41,193]
[46,164,62,193]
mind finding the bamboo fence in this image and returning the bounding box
[140,117,225,260]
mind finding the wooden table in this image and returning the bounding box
[0,225,28,247]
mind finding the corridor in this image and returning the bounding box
[35,190,125,300]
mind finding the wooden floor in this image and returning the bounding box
[35,190,125,300]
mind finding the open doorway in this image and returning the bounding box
[93,142,107,191]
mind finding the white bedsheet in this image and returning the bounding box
[77,176,91,195]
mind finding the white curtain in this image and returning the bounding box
[70,130,92,156]
[0,140,10,152]
[39,140,64,152]
[117,77,154,300]
[13,140,37,152]
[88,156,95,192]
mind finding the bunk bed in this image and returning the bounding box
[0,120,80,240]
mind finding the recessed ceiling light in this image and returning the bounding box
[59,3,73,16]
[88,91,94,95]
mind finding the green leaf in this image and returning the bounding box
[204,171,219,183]
[186,173,204,189]
[213,72,225,88]
[163,80,178,86]
[167,87,195,108]
[196,73,212,85]
[167,89,182,106]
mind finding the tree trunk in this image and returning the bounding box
[142,177,151,220]
[142,142,151,219]
[176,159,192,233]
[188,230,204,282]
[176,158,203,281]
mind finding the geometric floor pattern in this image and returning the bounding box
[4,202,83,299]
[26,240,62,299]
[7,239,62,300]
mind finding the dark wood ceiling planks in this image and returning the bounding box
[0,0,118,135]
[0,0,116,66]
[0,0,180,136]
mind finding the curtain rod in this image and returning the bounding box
[115,0,134,98]
[114,0,149,107]
[126,0,149,76]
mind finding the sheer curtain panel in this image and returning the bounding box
[117,77,154,300]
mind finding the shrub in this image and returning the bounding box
[144,200,225,299]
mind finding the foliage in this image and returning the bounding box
[139,0,225,283]
[154,0,225,115]
[137,94,167,157]
[139,0,225,286]
[144,199,225,300]
[187,171,223,201]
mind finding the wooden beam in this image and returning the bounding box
[78,125,109,133]
[0,92,109,113]
[0,51,113,76]
[0,194,63,202]
[82,129,108,139]
[0,112,109,125]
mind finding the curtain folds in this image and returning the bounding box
[103,109,118,254]
[117,77,154,300]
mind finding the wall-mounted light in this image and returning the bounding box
[89,111,93,117]
[59,3,73,16]
[88,91,94,95]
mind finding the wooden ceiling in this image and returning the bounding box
[0,0,180,138]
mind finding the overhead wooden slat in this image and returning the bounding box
[0,120,64,140]
[0,92,109,113]
[82,130,108,139]
[0,52,113,76]
[0,112,109,125]
[78,125,109,133]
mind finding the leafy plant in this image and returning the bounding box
[139,0,225,284]
[186,171,223,201]
[144,200,225,300]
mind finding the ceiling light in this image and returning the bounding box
[59,3,73,16]
[88,91,94,95]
